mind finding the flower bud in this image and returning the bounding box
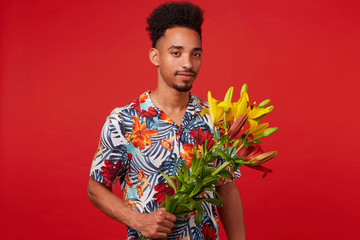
[223,87,234,112]
[263,127,278,137]
[249,151,278,165]
[258,99,270,108]
[227,114,248,139]
[241,83,248,95]
[224,87,234,102]
[266,105,274,112]
[232,140,241,148]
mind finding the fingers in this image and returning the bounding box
[159,208,177,222]
[155,209,176,229]
[139,209,177,239]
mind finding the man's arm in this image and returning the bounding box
[216,181,246,240]
[87,177,176,239]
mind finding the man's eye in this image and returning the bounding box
[172,51,180,56]
[193,52,201,57]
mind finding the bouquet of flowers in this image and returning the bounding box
[139,84,278,239]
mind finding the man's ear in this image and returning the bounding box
[149,48,159,67]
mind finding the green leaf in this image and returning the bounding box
[173,204,193,215]
[200,165,210,179]
[202,187,223,207]
[203,176,219,186]
[181,160,190,181]
[160,172,177,193]
[164,193,171,212]
[194,202,203,226]
[205,155,218,164]
[190,158,199,177]
[216,168,234,179]
[176,166,184,181]
[194,145,199,159]
[219,135,228,143]
[190,177,203,197]
[216,149,228,161]
[180,182,194,194]
[173,175,183,191]
[167,196,182,214]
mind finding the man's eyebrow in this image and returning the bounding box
[167,46,203,52]
[168,45,184,50]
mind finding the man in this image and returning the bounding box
[87,2,246,239]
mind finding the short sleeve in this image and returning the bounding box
[89,111,129,188]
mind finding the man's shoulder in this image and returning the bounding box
[107,92,147,122]
[190,93,208,111]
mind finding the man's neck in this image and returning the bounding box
[150,87,190,126]
[150,87,189,111]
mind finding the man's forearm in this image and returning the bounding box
[87,177,140,228]
[216,181,246,240]
[87,177,177,239]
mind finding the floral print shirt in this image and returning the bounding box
[90,91,241,240]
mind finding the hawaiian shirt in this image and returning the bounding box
[90,91,241,240]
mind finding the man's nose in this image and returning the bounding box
[181,54,193,69]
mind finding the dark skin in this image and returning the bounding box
[148,27,202,126]
[87,26,245,239]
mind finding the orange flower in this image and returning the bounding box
[160,136,175,151]
[126,175,133,188]
[125,134,132,143]
[137,169,151,186]
[122,188,128,198]
[136,184,146,198]
[160,111,173,124]
[180,143,195,168]
[130,116,159,150]
[126,199,137,209]
[139,93,148,103]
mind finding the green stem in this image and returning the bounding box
[212,161,231,176]
[213,125,218,142]
[231,143,244,158]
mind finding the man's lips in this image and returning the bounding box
[175,72,196,78]
[175,70,196,77]
[177,73,195,76]
[177,73,195,80]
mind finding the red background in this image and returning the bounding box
[1,0,359,239]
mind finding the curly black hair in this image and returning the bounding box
[146,2,204,48]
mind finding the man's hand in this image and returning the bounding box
[131,208,176,239]
[87,178,176,239]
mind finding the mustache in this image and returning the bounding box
[174,69,196,76]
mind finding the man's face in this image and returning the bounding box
[155,27,202,92]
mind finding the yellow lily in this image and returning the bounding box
[233,91,249,120]
[246,122,269,139]
[201,91,225,126]
[218,87,235,122]
[247,104,271,134]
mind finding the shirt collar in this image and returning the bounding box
[139,91,204,121]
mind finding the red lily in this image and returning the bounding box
[227,114,248,140]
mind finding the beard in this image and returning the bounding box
[173,83,193,92]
